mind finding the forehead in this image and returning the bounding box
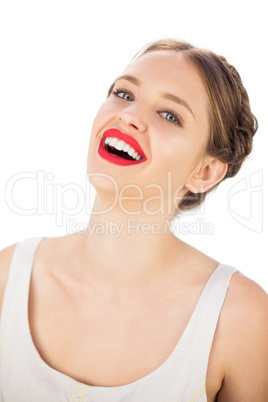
[125,51,202,86]
[123,50,208,114]
[127,50,193,73]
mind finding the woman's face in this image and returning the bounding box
[87,50,210,213]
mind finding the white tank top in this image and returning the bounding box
[0,237,238,402]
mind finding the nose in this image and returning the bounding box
[118,104,147,133]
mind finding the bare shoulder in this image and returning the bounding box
[222,272,268,328]
[0,243,18,315]
[216,272,268,401]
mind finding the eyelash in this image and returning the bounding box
[112,88,134,101]
[112,87,183,127]
[158,108,183,127]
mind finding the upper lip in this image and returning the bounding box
[102,128,147,159]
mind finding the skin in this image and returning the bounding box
[0,51,268,401]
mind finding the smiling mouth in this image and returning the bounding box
[104,137,144,161]
[98,129,147,166]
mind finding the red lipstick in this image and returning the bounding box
[98,128,147,166]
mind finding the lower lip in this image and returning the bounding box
[98,139,146,166]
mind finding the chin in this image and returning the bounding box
[86,157,118,194]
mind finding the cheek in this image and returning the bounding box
[149,129,203,187]
[151,123,197,167]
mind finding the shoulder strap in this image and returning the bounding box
[178,264,239,394]
[0,237,45,334]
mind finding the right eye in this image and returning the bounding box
[112,88,134,101]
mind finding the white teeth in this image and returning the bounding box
[105,137,112,145]
[109,138,118,147]
[104,136,143,161]
[127,147,135,157]
[123,143,130,152]
[114,140,125,151]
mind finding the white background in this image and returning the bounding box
[0,0,267,291]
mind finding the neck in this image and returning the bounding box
[74,195,182,292]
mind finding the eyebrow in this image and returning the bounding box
[115,74,195,120]
[116,74,141,86]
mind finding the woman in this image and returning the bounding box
[0,39,267,401]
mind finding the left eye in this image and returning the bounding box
[112,89,134,101]
[160,111,180,125]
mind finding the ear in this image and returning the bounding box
[185,157,228,194]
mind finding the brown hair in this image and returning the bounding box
[128,39,258,212]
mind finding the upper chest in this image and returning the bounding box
[27,258,224,400]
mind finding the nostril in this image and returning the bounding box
[118,115,146,133]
